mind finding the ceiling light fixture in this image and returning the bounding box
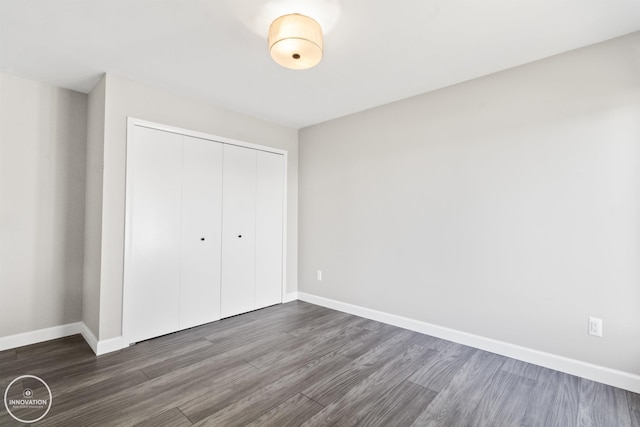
[268,13,323,70]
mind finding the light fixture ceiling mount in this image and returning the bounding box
[268,13,323,70]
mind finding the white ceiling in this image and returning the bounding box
[1,0,640,129]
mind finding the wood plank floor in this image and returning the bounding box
[1,301,638,426]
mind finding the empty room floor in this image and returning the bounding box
[1,301,638,426]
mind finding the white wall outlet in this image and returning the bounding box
[316,270,322,281]
[588,317,603,337]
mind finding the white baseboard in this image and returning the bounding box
[283,292,298,303]
[95,336,127,355]
[297,292,640,394]
[0,322,126,357]
[79,323,126,356]
[79,322,99,353]
[0,322,83,352]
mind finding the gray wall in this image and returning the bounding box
[82,75,106,337]
[93,74,298,340]
[0,73,87,336]
[299,32,640,375]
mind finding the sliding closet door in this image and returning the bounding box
[221,144,257,318]
[255,151,284,309]
[125,126,182,343]
[179,136,223,329]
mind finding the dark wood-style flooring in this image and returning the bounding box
[1,301,638,426]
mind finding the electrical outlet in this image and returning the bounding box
[317,270,322,281]
[588,317,603,337]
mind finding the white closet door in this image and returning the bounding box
[221,144,257,318]
[255,151,284,309]
[179,136,223,329]
[125,126,182,343]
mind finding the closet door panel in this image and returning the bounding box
[255,151,284,309]
[125,126,182,343]
[221,144,257,318]
[179,136,223,329]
